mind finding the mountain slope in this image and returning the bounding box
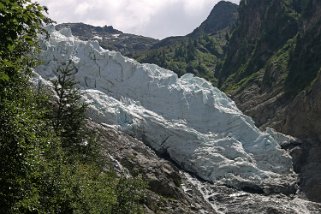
[217,0,321,202]
[218,0,321,139]
[56,1,238,85]
[134,1,238,85]
[190,0,239,36]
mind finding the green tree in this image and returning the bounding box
[0,1,146,212]
[0,0,48,85]
[51,61,87,151]
[0,0,49,212]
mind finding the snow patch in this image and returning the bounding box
[93,35,103,40]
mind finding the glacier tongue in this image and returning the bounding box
[35,26,297,191]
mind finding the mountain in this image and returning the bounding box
[57,1,238,85]
[217,0,321,202]
[56,22,158,57]
[190,0,239,36]
[134,1,238,85]
[32,26,321,213]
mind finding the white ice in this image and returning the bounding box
[34,26,297,189]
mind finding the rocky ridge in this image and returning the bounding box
[56,23,158,57]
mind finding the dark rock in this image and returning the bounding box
[87,121,216,213]
[56,23,158,56]
[190,1,238,37]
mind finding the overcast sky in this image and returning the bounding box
[41,0,240,39]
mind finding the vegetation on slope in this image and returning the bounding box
[218,0,321,97]
[218,0,300,90]
[133,1,238,86]
[135,31,228,85]
[285,0,321,94]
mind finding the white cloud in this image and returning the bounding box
[75,2,92,15]
[41,0,240,39]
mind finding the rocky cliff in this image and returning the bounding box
[219,0,321,139]
[218,0,321,202]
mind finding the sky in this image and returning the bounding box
[41,0,240,39]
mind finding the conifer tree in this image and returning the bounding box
[52,60,87,152]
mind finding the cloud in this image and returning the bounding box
[41,0,240,39]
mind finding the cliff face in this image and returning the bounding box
[218,0,299,85]
[219,0,321,138]
[283,0,321,140]
[218,0,321,202]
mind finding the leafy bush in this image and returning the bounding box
[0,1,146,213]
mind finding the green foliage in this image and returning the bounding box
[112,177,146,214]
[0,0,49,211]
[0,1,146,213]
[0,84,52,213]
[0,0,49,87]
[219,0,300,88]
[0,74,146,213]
[135,31,228,85]
[285,8,321,94]
[51,61,88,153]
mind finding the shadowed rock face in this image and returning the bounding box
[216,0,321,203]
[217,0,321,140]
[88,122,217,214]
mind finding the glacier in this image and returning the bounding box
[34,26,297,191]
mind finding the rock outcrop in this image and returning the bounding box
[89,122,216,214]
[217,0,321,202]
[56,23,158,56]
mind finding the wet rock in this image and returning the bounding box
[88,122,217,213]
